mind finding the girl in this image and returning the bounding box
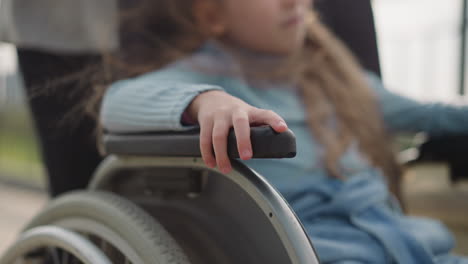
[99,0,468,263]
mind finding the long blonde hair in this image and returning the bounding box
[90,0,401,187]
[299,14,400,181]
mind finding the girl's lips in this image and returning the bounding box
[282,15,304,27]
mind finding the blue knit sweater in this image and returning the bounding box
[101,42,468,263]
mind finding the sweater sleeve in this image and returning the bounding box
[101,75,223,133]
[366,72,468,136]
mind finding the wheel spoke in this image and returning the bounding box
[99,238,108,253]
[49,247,60,264]
[61,250,70,264]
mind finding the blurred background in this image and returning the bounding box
[0,0,467,256]
[375,0,467,101]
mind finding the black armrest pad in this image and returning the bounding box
[416,135,468,182]
[418,135,468,161]
[104,126,296,159]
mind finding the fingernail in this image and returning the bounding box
[205,159,216,168]
[278,121,287,127]
[242,150,252,160]
[221,166,231,174]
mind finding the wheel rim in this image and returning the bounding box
[0,226,111,264]
[54,218,144,264]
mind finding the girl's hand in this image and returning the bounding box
[187,90,288,174]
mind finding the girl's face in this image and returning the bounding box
[214,0,312,55]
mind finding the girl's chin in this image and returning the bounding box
[271,41,306,55]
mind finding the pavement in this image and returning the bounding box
[0,183,46,254]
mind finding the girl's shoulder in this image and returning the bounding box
[127,50,237,88]
[132,61,215,84]
[128,41,243,85]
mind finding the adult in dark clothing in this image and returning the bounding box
[1,0,118,196]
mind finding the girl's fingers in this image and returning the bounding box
[200,104,285,172]
[232,110,252,160]
[199,118,216,168]
[212,118,232,173]
[250,109,288,132]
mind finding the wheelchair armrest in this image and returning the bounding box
[417,135,468,161]
[103,125,296,159]
[410,134,468,182]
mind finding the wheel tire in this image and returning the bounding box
[25,191,190,264]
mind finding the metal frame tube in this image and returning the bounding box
[460,0,467,95]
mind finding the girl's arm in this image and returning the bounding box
[367,72,468,136]
[101,77,222,133]
[101,73,288,174]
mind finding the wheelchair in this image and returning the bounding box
[0,126,321,264]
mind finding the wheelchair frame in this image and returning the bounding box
[1,127,321,263]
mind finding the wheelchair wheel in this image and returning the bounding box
[0,225,111,264]
[24,191,190,264]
